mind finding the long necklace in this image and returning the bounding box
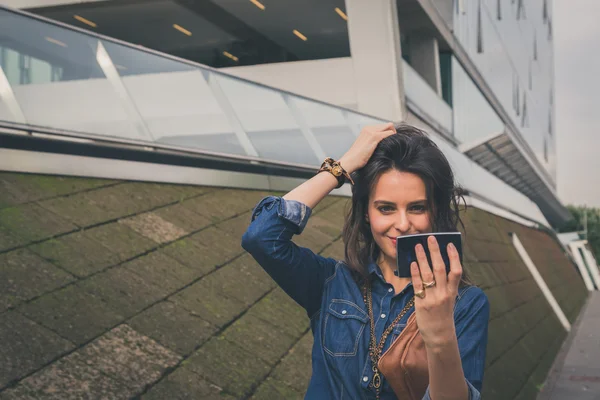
[363,281,415,399]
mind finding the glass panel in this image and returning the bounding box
[101,41,246,156]
[403,60,453,133]
[215,74,320,165]
[0,9,140,140]
[288,96,355,160]
[452,57,504,145]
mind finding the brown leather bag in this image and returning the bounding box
[378,312,429,400]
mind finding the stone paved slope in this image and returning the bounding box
[0,172,588,400]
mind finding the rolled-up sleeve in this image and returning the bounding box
[421,379,481,400]
[242,196,338,317]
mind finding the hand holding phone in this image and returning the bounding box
[395,232,463,278]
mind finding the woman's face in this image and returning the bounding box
[366,169,432,266]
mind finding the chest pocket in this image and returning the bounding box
[323,299,369,357]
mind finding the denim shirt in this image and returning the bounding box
[241,196,490,400]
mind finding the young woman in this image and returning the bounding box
[242,123,489,400]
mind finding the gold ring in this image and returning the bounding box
[423,280,436,289]
[414,289,426,299]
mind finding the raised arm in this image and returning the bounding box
[242,123,397,317]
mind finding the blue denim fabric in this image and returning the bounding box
[242,196,490,400]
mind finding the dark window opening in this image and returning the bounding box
[543,0,548,22]
[544,138,548,163]
[497,0,502,20]
[533,33,538,60]
[528,61,533,90]
[439,52,453,106]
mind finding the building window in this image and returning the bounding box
[548,112,553,136]
[517,0,526,20]
[544,138,548,163]
[497,0,502,20]
[533,33,538,60]
[51,66,63,82]
[528,61,533,90]
[477,0,484,53]
[548,19,553,40]
[543,0,548,22]
[18,54,31,85]
[440,52,453,106]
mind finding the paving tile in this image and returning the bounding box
[0,355,132,400]
[119,213,187,244]
[214,212,253,243]
[170,279,246,328]
[153,202,212,233]
[0,312,74,389]
[271,332,313,393]
[311,195,342,215]
[250,377,304,400]
[186,336,270,398]
[222,313,295,365]
[68,324,181,394]
[129,301,217,356]
[247,288,309,339]
[180,190,256,223]
[141,366,235,400]
[319,237,345,260]
[202,254,275,306]
[161,237,218,276]
[37,192,114,227]
[19,285,124,345]
[117,182,187,209]
[83,222,156,262]
[123,250,199,293]
[0,225,24,252]
[187,226,244,267]
[78,266,167,318]
[0,249,75,312]
[0,203,76,243]
[29,231,120,278]
[0,173,115,209]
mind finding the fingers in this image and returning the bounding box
[427,236,447,289]
[410,261,425,301]
[415,243,434,286]
[447,242,463,293]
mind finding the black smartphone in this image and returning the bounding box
[395,232,463,278]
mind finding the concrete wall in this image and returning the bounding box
[0,172,588,399]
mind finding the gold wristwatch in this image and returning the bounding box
[318,157,355,188]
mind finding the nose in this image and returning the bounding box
[394,211,411,235]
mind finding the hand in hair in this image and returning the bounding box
[339,123,396,174]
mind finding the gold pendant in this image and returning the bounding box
[372,371,382,389]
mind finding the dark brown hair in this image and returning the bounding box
[342,124,471,286]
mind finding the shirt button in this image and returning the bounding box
[388,288,393,292]
[363,376,369,382]
[341,310,347,315]
[381,314,386,319]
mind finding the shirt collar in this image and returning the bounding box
[367,260,414,292]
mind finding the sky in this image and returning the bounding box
[555,0,600,208]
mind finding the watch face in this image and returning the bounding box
[331,165,343,176]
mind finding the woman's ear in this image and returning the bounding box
[365,214,370,224]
